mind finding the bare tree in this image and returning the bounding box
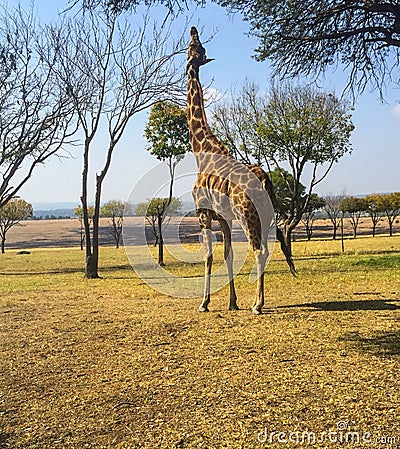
[43,9,185,278]
[0,6,76,209]
[211,81,268,166]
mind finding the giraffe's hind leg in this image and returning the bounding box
[252,247,269,315]
[219,219,238,311]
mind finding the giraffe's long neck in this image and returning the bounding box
[187,66,231,169]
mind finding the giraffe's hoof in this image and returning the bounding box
[251,307,262,315]
[199,306,209,312]
[229,304,240,311]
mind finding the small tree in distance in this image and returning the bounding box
[0,198,32,253]
[324,193,346,240]
[100,200,132,249]
[375,192,400,237]
[268,167,306,221]
[301,194,326,241]
[341,196,368,238]
[135,197,182,252]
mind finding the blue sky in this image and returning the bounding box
[6,0,400,206]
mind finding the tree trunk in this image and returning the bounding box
[111,216,119,249]
[332,223,337,240]
[158,212,165,266]
[85,254,99,279]
[341,216,345,253]
[350,216,358,238]
[81,137,99,278]
[389,220,393,236]
[305,223,313,240]
[1,237,5,254]
[80,222,84,250]
[86,175,102,279]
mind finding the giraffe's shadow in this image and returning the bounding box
[339,330,400,356]
[267,299,400,357]
[274,298,400,312]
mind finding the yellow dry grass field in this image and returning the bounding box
[0,235,399,448]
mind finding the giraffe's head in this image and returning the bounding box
[186,26,214,73]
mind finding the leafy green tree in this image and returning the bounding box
[301,194,326,241]
[340,196,368,238]
[74,205,95,250]
[217,0,400,96]
[144,101,190,265]
[0,198,32,253]
[135,197,182,263]
[100,200,131,249]
[212,82,354,255]
[374,192,400,237]
[259,84,353,253]
[144,101,190,201]
[268,167,306,220]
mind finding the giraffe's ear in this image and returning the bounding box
[203,58,215,65]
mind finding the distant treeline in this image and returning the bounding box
[33,209,76,219]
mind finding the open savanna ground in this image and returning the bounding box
[4,216,400,251]
[0,236,399,448]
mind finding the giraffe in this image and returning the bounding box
[186,27,295,314]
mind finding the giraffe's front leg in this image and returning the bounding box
[199,227,213,312]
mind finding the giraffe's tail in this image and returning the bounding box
[276,227,297,277]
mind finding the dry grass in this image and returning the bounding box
[0,237,400,448]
